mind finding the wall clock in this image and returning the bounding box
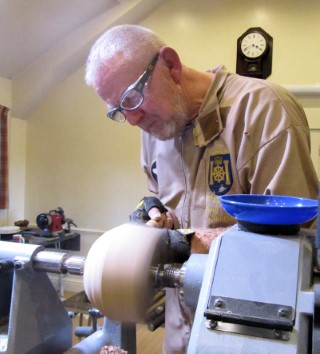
[236,27,273,79]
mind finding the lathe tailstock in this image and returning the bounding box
[0,242,86,354]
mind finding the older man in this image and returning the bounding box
[85,24,318,353]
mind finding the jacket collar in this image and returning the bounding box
[192,65,229,147]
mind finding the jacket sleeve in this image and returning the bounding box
[237,84,318,201]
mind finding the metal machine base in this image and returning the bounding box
[0,241,136,354]
[188,225,317,354]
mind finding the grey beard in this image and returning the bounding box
[152,97,190,141]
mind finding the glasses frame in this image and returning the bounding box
[107,52,159,122]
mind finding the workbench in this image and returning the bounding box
[22,230,81,251]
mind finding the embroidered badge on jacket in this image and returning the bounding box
[208,152,233,195]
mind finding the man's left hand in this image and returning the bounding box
[190,227,230,254]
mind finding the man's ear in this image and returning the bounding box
[159,46,182,84]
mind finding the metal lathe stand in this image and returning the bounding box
[0,242,135,354]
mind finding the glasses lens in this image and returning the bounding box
[121,89,144,110]
[107,108,126,123]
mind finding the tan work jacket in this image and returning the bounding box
[141,65,318,231]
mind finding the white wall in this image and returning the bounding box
[141,0,320,85]
[8,117,27,222]
[24,68,149,231]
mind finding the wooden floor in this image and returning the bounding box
[65,292,165,354]
[136,324,165,354]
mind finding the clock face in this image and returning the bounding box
[240,32,267,59]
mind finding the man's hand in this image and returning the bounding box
[146,207,174,229]
[191,227,230,254]
[154,229,191,264]
[130,197,173,229]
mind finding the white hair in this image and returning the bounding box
[85,25,166,89]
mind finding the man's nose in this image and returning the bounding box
[125,108,144,126]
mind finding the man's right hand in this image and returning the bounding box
[146,207,174,229]
[130,196,173,229]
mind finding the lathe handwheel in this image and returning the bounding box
[83,223,162,323]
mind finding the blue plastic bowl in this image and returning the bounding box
[218,194,318,225]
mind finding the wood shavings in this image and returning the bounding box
[100,345,128,354]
